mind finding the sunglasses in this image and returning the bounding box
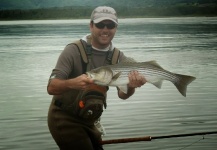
[94,22,116,29]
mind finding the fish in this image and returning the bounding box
[86,60,196,97]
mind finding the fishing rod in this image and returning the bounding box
[100,131,217,145]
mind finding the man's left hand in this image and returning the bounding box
[128,70,146,88]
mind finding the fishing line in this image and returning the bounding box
[177,135,205,150]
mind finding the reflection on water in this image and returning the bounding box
[0,17,217,150]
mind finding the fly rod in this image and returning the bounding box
[100,131,217,145]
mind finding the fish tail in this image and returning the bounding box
[173,74,196,97]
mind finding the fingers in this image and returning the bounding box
[128,71,146,88]
[82,74,94,84]
[79,74,94,90]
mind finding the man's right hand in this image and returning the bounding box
[47,74,94,95]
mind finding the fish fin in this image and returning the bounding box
[112,72,122,81]
[146,60,164,69]
[173,74,196,97]
[121,57,137,63]
[152,80,163,89]
[118,85,128,94]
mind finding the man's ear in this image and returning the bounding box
[89,21,94,30]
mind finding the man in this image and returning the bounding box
[47,6,146,150]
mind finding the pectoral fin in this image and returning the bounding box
[112,71,122,81]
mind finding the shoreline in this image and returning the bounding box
[1,15,217,21]
[1,5,217,21]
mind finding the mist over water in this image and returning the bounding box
[0,17,217,150]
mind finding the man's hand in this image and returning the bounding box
[118,70,146,100]
[47,74,94,95]
[128,70,146,88]
[69,74,94,90]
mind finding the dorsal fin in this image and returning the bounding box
[146,60,164,69]
[121,57,137,63]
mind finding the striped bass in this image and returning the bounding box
[86,60,196,97]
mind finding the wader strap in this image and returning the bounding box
[106,48,120,65]
[86,44,92,71]
[73,38,120,71]
[73,40,91,73]
[73,40,88,63]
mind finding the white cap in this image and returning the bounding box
[90,6,118,25]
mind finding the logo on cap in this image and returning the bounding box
[90,6,118,25]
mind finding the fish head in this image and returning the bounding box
[86,66,113,85]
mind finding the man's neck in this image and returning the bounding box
[92,44,110,51]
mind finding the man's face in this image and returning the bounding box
[90,20,117,49]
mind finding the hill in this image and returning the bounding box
[0,0,217,20]
[0,0,217,10]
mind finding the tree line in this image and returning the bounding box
[0,5,217,20]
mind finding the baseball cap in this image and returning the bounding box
[90,6,118,25]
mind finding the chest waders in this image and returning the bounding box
[54,36,120,124]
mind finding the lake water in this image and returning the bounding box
[0,17,217,150]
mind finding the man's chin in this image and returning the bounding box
[99,40,110,46]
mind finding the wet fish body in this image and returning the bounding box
[86,61,196,97]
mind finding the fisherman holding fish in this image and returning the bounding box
[47,6,146,150]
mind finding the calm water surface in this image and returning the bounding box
[0,17,217,150]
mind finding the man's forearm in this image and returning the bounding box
[47,78,71,95]
[118,87,135,100]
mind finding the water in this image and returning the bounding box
[0,17,217,150]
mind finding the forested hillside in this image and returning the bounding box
[0,0,217,20]
[1,0,217,10]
